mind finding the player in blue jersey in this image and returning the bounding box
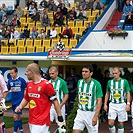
[7,67,27,133]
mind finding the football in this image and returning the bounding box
[56,42,65,51]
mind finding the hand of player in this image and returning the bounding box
[58,116,66,128]
[92,116,97,126]
[15,106,22,112]
[104,104,108,112]
[126,104,130,112]
[1,98,6,110]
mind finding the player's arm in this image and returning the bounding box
[92,97,102,126]
[104,91,110,112]
[60,93,69,108]
[15,98,28,112]
[126,91,131,112]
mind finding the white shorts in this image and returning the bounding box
[50,104,65,123]
[29,123,50,133]
[108,102,127,122]
[73,109,98,133]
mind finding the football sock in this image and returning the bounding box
[118,125,124,133]
[109,125,116,133]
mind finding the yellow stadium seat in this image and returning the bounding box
[26,46,35,53]
[18,46,26,54]
[28,22,35,29]
[68,21,74,27]
[1,39,8,45]
[17,39,25,46]
[20,17,26,23]
[9,45,17,54]
[79,27,85,34]
[34,39,42,47]
[71,27,78,34]
[36,22,41,29]
[48,12,54,18]
[69,39,77,48]
[45,46,53,52]
[60,38,68,46]
[36,46,45,52]
[55,27,61,34]
[43,39,51,47]
[51,39,59,47]
[15,28,21,33]
[86,10,91,17]
[9,39,17,46]
[1,45,9,54]
[21,23,28,28]
[92,10,99,17]
[75,21,83,28]
[25,39,33,47]
[27,17,32,23]
[84,20,91,27]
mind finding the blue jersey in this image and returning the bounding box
[7,77,27,105]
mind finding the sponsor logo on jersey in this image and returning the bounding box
[79,98,88,105]
[114,93,121,99]
[111,88,123,91]
[79,92,91,97]
[29,100,36,109]
[28,93,40,98]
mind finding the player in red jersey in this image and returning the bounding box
[15,63,65,133]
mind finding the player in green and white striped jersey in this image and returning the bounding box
[73,64,103,133]
[104,67,131,133]
[49,66,69,124]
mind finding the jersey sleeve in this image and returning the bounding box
[45,82,56,97]
[62,80,69,94]
[24,85,29,101]
[96,81,103,98]
[124,79,131,92]
[0,75,8,92]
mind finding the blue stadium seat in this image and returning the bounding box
[118,19,124,26]
[7,6,13,14]
[124,25,133,30]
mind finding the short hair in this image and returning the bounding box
[82,64,93,72]
[104,69,110,74]
[10,67,18,73]
[49,65,58,72]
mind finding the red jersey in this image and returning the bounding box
[24,79,56,126]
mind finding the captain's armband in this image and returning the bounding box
[50,94,57,101]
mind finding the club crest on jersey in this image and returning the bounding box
[38,86,41,91]
[10,82,13,86]
[114,93,121,99]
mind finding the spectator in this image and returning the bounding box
[30,26,38,39]
[47,25,57,39]
[27,4,36,17]
[77,0,87,10]
[0,25,6,40]
[86,0,94,10]
[67,7,77,21]
[31,10,40,22]
[40,9,48,21]
[48,1,57,12]
[123,12,133,29]
[123,0,132,16]
[40,0,48,8]
[76,23,90,41]
[59,24,73,39]
[19,25,30,39]
[26,0,33,10]
[93,0,104,10]
[76,6,87,20]
[14,6,24,19]
[38,28,46,39]
[10,27,20,40]
[0,3,8,21]
[4,26,11,39]
[61,3,68,16]
[57,0,63,8]
[1,15,9,28]
[10,14,21,28]
[54,7,64,26]
[38,5,44,15]
[41,14,50,27]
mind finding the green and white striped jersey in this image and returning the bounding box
[49,77,68,104]
[106,78,130,103]
[77,78,103,111]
